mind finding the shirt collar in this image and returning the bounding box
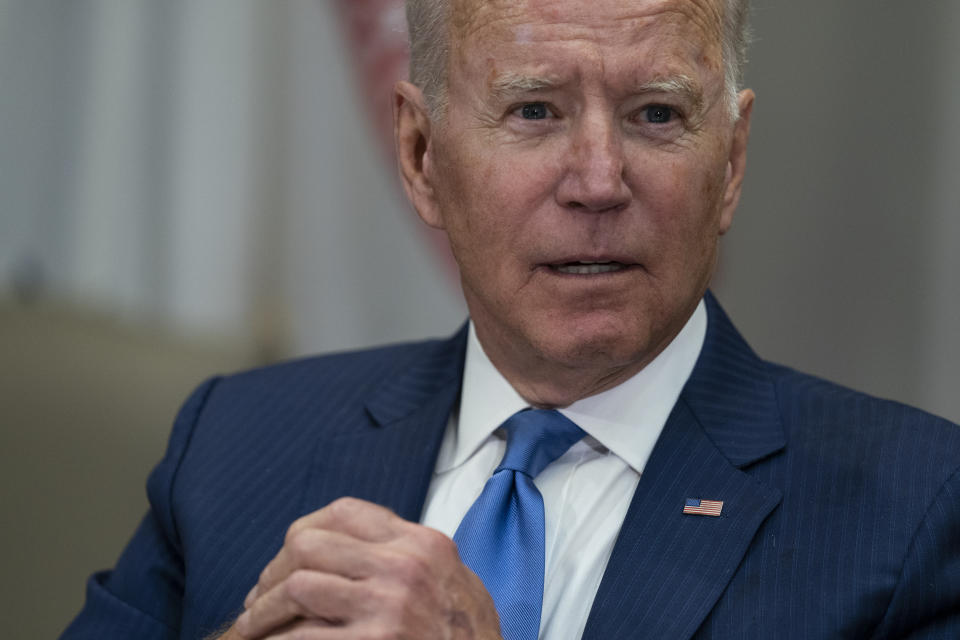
[435,299,707,474]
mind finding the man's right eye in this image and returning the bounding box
[517,102,551,120]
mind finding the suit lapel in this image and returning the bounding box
[300,326,468,522]
[582,293,786,640]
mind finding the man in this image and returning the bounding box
[62,0,960,638]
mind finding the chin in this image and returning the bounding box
[529,314,654,371]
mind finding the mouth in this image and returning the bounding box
[547,260,632,275]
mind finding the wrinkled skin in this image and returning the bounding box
[398,0,754,407]
[223,499,501,640]
[227,0,754,637]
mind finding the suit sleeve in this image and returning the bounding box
[59,377,223,640]
[872,466,960,639]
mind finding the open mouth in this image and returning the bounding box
[549,260,629,275]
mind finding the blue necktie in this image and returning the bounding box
[453,409,586,640]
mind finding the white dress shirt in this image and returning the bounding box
[420,300,707,639]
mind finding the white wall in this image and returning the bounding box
[0,0,465,352]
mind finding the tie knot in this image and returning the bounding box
[496,409,586,478]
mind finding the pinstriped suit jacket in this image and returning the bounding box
[61,293,960,639]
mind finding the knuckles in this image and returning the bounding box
[266,499,477,639]
[382,546,425,576]
[285,514,312,544]
[415,526,459,560]
[325,496,367,523]
[287,528,320,566]
[285,495,368,543]
[284,569,318,606]
[257,563,272,588]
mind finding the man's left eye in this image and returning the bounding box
[518,103,551,120]
[644,105,675,123]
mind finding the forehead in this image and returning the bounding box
[453,0,724,50]
[449,0,725,91]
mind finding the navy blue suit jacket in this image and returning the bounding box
[62,294,960,639]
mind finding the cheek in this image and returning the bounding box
[631,156,727,260]
[446,147,558,240]
[431,154,524,285]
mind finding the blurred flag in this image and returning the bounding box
[335,0,458,278]
[335,0,409,157]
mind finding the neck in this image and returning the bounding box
[472,323,679,409]
[508,363,651,408]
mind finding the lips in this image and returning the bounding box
[545,256,636,276]
[550,260,627,275]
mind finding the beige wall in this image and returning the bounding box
[0,304,256,638]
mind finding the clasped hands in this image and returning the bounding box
[223,497,503,640]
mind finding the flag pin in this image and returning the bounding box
[683,498,723,516]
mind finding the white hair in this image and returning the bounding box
[720,0,751,118]
[406,0,751,120]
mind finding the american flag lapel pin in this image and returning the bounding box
[683,498,724,516]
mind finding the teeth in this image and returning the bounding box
[554,263,624,275]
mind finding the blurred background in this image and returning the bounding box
[1,1,957,637]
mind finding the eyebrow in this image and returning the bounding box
[636,75,705,114]
[488,71,707,116]
[489,71,564,98]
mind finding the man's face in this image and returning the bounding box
[400,0,753,397]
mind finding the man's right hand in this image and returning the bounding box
[219,497,502,640]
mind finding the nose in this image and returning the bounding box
[555,113,631,213]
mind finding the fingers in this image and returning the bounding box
[236,570,361,638]
[259,619,381,640]
[241,497,417,638]
[256,528,379,598]
[236,498,502,640]
[263,619,341,640]
[252,498,406,600]
[246,618,346,640]
[290,497,402,544]
[244,585,259,609]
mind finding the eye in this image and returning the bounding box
[644,105,675,124]
[517,102,551,120]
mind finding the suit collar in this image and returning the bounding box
[363,324,469,428]
[300,325,468,523]
[685,291,786,468]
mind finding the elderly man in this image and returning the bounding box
[62,0,960,639]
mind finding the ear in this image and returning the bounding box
[394,81,445,229]
[718,89,755,235]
